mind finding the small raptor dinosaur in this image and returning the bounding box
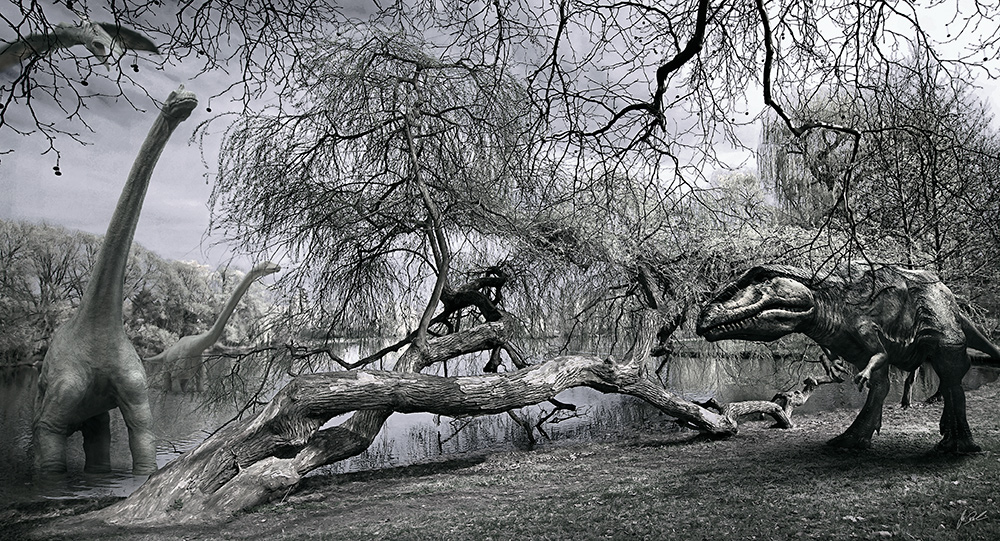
[696,264,1000,454]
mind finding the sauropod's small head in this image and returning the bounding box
[252,261,282,277]
[162,85,198,121]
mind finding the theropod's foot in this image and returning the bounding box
[933,436,982,455]
[826,432,873,450]
[925,393,943,405]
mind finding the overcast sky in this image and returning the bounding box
[1,4,998,274]
[0,54,246,268]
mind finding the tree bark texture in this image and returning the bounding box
[79,308,828,527]
[87,352,737,525]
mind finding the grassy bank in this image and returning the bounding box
[6,381,1000,540]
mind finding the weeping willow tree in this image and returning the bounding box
[758,106,848,227]
[198,27,724,386]
[208,29,540,328]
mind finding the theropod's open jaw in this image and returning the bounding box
[696,274,815,342]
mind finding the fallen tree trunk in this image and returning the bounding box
[72,305,824,529]
[692,398,793,429]
[84,354,738,526]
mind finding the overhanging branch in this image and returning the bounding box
[754,0,861,169]
[578,0,710,137]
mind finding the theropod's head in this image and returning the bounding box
[696,265,819,342]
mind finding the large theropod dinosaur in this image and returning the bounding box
[33,86,197,474]
[696,264,1000,454]
[146,261,280,392]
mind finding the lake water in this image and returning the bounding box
[0,364,652,504]
[1,337,994,504]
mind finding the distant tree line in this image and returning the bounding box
[0,219,275,368]
[759,52,1000,319]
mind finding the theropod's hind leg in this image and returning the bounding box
[828,363,890,449]
[901,367,917,409]
[931,346,980,454]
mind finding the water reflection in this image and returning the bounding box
[24,470,150,501]
[0,368,238,505]
[15,432,208,503]
[319,387,648,475]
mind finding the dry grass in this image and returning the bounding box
[6,381,1000,540]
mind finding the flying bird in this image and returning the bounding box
[0,20,159,72]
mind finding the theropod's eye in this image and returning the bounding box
[91,41,106,54]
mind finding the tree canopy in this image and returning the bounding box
[4,0,998,172]
[760,52,1000,311]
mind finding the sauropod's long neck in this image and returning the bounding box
[77,89,196,324]
[191,267,268,350]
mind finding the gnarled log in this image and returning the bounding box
[82,353,736,526]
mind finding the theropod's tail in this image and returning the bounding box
[958,312,1000,363]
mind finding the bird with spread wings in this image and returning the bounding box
[0,19,158,72]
